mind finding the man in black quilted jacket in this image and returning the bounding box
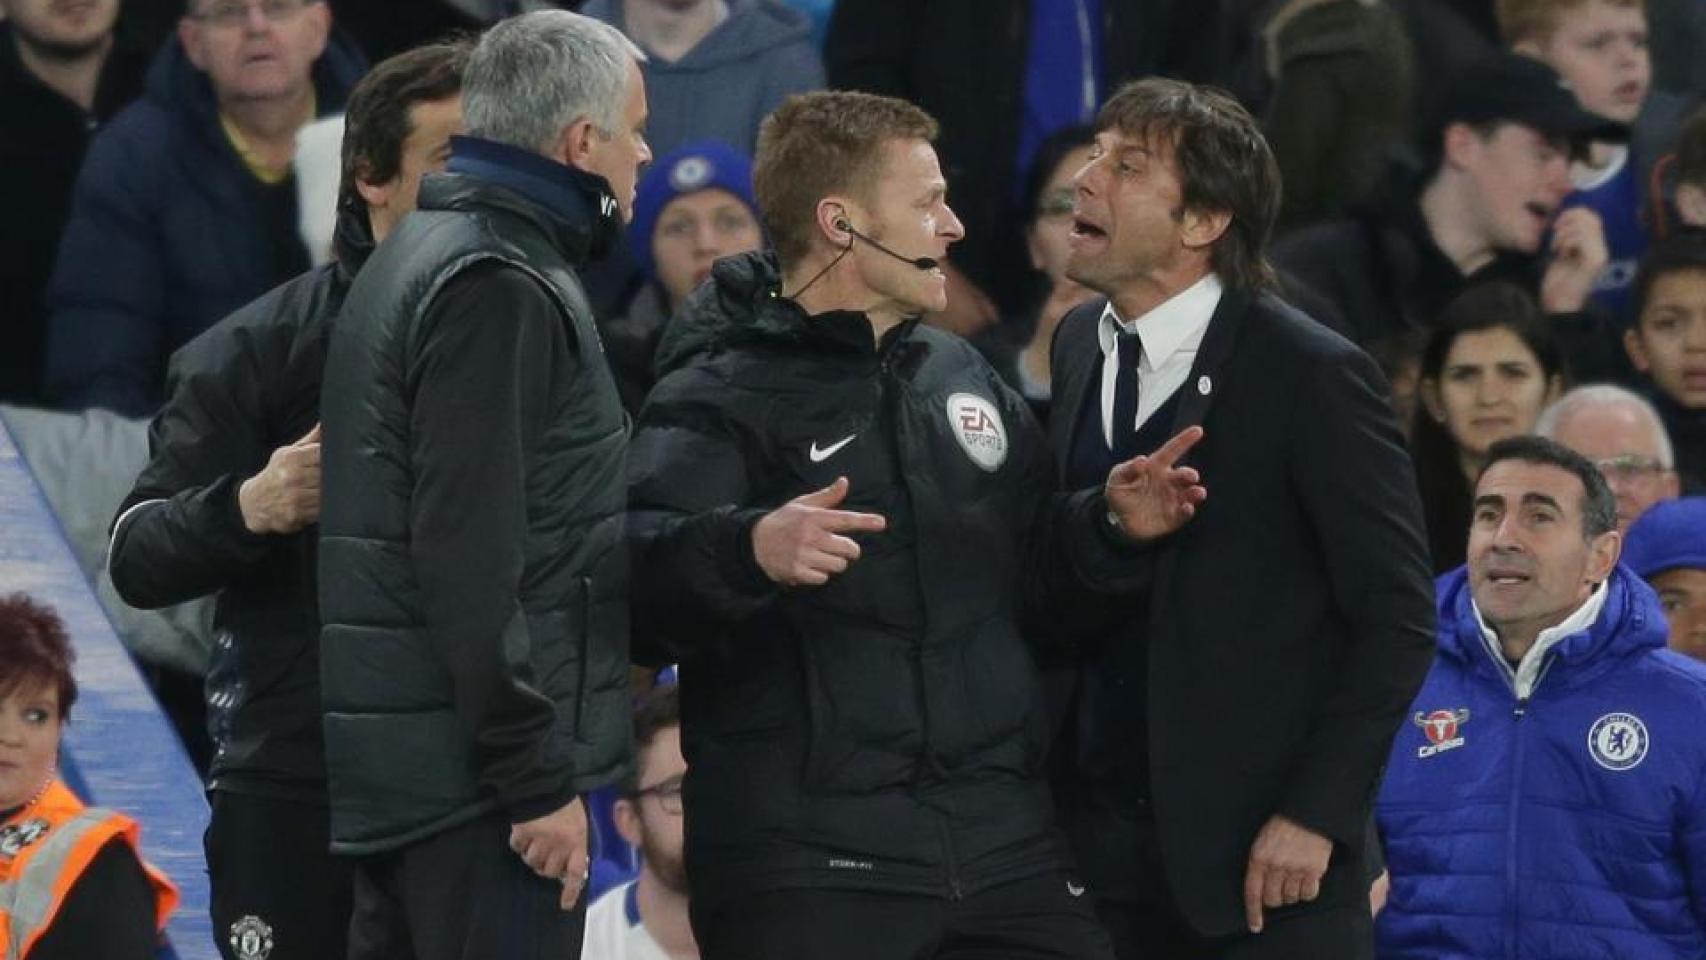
[315,12,650,960]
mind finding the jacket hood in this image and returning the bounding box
[582,0,813,71]
[142,28,366,150]
[652,249,893,378]
[1435,564,1668,686]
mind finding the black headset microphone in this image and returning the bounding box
[835,219,939,271]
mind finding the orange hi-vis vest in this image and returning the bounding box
[0,778,179,959]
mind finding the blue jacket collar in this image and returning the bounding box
[1436,564,1668,691]
[446,135,623,262]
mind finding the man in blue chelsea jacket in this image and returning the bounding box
[1376,435,1706,959]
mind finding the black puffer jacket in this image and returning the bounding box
[109,210,373,802]
[628,251,1135,906]
[318,154,631,854]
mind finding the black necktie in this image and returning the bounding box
[1110,331,1142,460]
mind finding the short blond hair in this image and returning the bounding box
[753,91,938,269]
[1496,0,1645,46]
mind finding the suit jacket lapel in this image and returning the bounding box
[1167,287,1252,445]
[1051,299,1108,485]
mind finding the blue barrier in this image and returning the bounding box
[0,418,213,960]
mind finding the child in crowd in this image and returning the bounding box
[1668,107,1706,230]
[1625,232,1706,487]
[1621,496,1706,661]
[1500,0,1691,319]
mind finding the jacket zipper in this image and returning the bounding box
[938,814,964,901]
[1506,694,1528,960]
[879,346,960,900]
[1500,655,1550,960]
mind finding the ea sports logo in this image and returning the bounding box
[1589,712,1648,771]
[946,393,1006,472]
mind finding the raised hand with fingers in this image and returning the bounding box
[751,476,888,587]
[509,797,591,911]
[1540,206,1609,313]
[1104,425,1208,542]
[238,423,322,535]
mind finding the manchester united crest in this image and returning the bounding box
[229,915,275,960]
[1413,708,1471,759]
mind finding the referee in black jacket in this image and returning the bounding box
[106,42,468,960]
[627,90,1206,960]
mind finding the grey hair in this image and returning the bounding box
[1535,383,1675,469]
[462,10,644,156]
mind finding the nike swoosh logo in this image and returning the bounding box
[809,434,857,463]
[1066,882,1086,898]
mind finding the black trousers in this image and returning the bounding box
[346,812,586,960]
[692,871,1116,960]
[1077,800,1372,960]
[206,791,353,960]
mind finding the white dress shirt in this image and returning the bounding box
[1096,273,1223,447]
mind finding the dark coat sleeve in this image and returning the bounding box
[27,839,159,960]
[626,366,777,664]
[107,321,282,610]
[44,112,170,417]
[1274,342,1436,846]
[406,264,577,822]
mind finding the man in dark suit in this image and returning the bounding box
[1047,77,1437,958]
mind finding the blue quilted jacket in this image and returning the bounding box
[1376,565,1706,959]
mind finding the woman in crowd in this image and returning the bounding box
[1413,282,1567,572]
[975,125,1098,421]
[0,593,177,959]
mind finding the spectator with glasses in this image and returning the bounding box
[1538,384,1682,532]
[44,0,364,417]
[584,684,697,960]
[974,124,1097,420]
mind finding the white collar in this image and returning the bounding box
[1096,273,1223,369]
[1473,580,1609,700]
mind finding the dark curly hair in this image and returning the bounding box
[0,594,77,720]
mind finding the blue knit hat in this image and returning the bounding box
[628,140,759,283]
[1622,497,1706,580]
